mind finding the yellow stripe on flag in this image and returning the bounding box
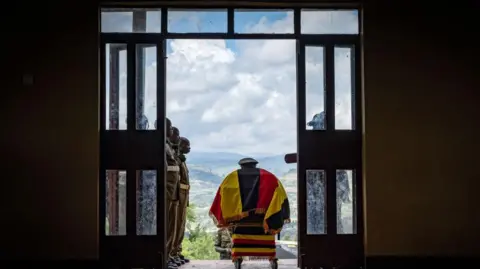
[265,181,288,220]
[220,170,243,220]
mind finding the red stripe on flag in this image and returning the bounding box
[257,169,279,210]
[209,188,224,226]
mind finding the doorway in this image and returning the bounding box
[99,4,362,269]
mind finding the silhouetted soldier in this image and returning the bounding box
[161,118,181,269]
[172,137,191,265]
[170,127,181,154]
[214,228,232,260]
[307,111,326,130]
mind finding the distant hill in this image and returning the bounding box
[188,151,247,164]
[189,168,223,184]
[187,151,295,177]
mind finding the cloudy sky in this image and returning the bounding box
[102,9,358,156]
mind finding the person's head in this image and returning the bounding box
[307,111,325,130]
[238,157,258,169]
[170,127,180,144]
[179,137,191,154]
[165,118,173,137]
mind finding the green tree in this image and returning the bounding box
[182,203,218,260]
[182,223,218,260]
[187,203,196,223]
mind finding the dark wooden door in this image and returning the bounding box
[297,39,364,269]
[99,40,167,268]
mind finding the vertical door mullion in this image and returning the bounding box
[326,168,337,236]
[325,44,335,132]
[296,39,306,269]
[324,44,336,239]
[354,41,364,239]
[126,43,136,237]
[156,38,167,266]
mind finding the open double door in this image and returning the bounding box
[99,15,363,269]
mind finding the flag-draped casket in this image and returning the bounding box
[209,167,290,259]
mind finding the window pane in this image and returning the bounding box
[335,47,354,130]
[234,9,294,34]
[105,170,127,236]
[105,44,127,130]
[136,44,157,130]
[305,46,326,130]
[301,10,359,34]
[101,9,161,33]
[306,170,326,235]
[137,170,157,235]
[336,169,356,234]
[168,9,227,33]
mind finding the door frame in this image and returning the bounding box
[99,4,362,268]
[296,38,364,268]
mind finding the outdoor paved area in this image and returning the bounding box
[182,260,296,269]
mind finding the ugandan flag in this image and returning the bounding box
[209,167,290,234]
[231,230,276,259]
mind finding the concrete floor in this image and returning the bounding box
[182,260,296,269]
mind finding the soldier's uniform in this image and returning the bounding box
[166,140,180,264]
[214,228,232,260]
[172,151,190,262]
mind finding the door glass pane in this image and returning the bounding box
[105,43,127,130]
[168,9,228,33]
[306,170,326,234]
[335,47,354,130]
[301,10,359,34]
[105,170,127,236]
[305,46,326,130]
[137,170,157,235]
[336,169,356,234]
[136,44,157,130]
[101,8,161,33]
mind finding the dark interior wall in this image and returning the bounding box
[1,1,478,260]
[2,2,99,259]
[362,3,479,256]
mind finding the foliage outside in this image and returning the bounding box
[182,203,218,260]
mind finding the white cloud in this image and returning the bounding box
[103,10,358,155]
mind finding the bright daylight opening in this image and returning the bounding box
[101,7,358,266]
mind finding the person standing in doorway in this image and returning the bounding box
[172,137,191,265]
[163,118,181,269]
